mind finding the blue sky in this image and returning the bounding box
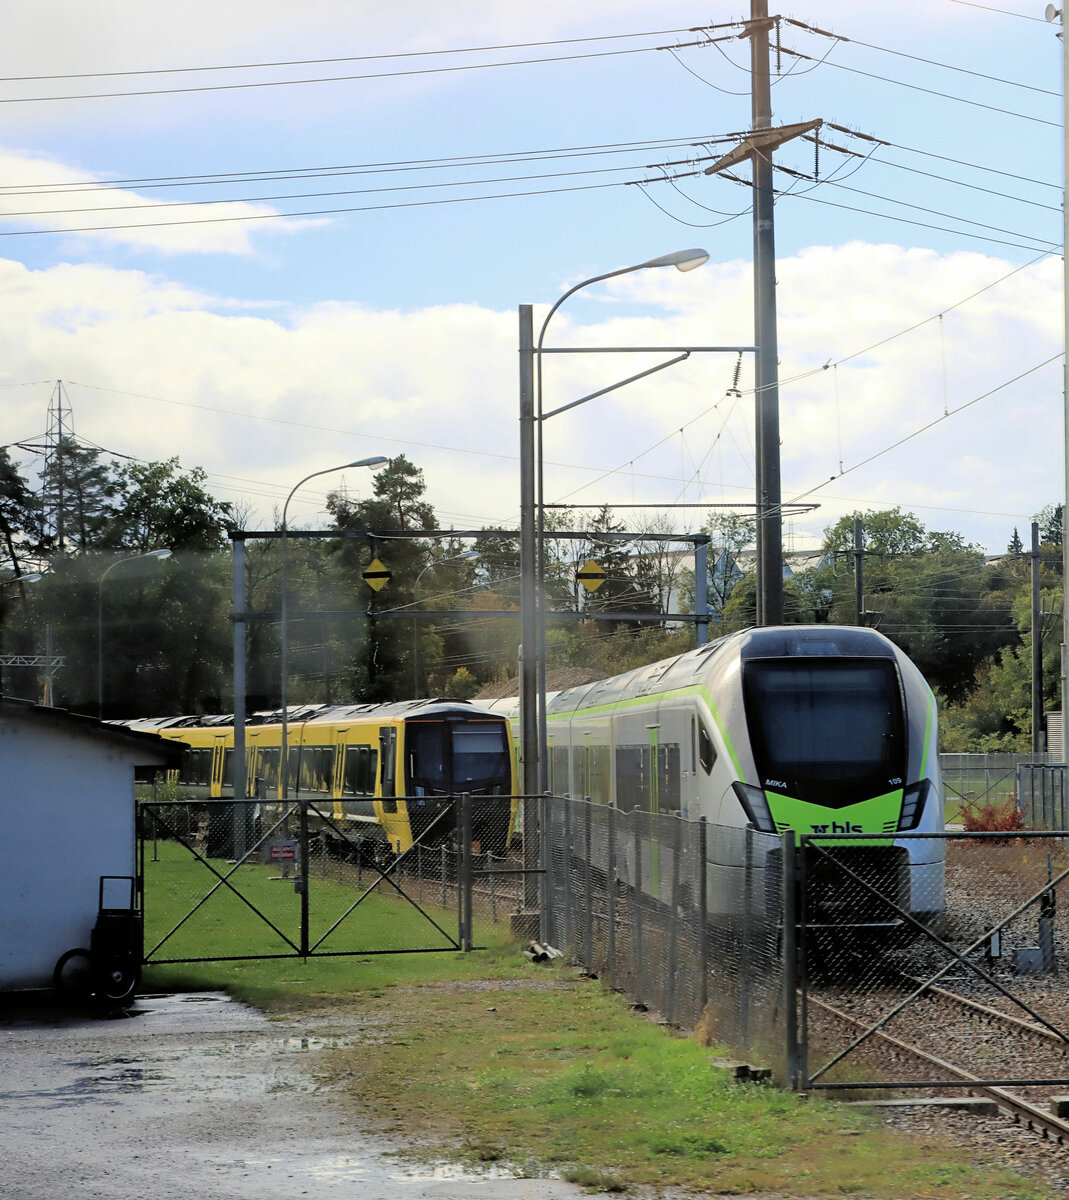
[0,0,1063,554]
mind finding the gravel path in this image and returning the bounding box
[0,991,595,1200]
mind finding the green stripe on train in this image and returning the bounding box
[546,683,744,779]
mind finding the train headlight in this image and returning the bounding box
[898,779,932,831]
[732,782,777,834]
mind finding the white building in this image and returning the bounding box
[0,696,181,992]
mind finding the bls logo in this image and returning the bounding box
[810,821,862,834]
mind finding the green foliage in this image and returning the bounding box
[443,666,481,699]
[108,458,232,551]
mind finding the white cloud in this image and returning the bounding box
[0,149,324,254]
[0,241,1061,551]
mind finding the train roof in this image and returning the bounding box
[122,698,509,732]
[547,624,904,714]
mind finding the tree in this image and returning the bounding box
[0,448,39,575]
[327,455,438,701]
[1037,503,1063,549]
[107,458,233,551]
[579,505,654,626]
[39,439,117,552]
[797,508,1016,704]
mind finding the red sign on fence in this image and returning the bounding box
[264,840,299,863]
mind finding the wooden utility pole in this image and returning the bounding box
[750,0,781,626]
[1033,520,1045,754]
[704,5,820,626]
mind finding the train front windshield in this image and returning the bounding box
[405,719,511,795]
[742,658,905,808]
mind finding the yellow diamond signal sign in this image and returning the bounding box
[577,559,607,593]
[362,557,391,592]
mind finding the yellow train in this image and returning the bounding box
[125,699,518,854]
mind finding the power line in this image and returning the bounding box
[0,25,722,83]
[771,185,1060,254]
[773,168,1060,249]
[785,17,1059,97]
[0,175,638,237]
[780,46,1059,127]
[857,129,1059,192]
[0,159,677,220]
[946,0,1049,20]
[0,133,739,196]
[856,153,1062,215]
[0,39,713,106]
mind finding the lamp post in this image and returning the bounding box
[97,550,172,720]
[411,550,479,697]
[519,249,709,799]
[280,456,387,798]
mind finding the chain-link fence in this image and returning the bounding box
[940,752,1051,823]
[1018,764,1069,829]
[795,830,1069,1093]
[139,795,520,964]
[540,796,785,1069]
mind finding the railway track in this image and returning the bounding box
[809,978,1069,1144]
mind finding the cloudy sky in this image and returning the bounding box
[0,0,1062,554]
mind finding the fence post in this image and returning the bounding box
[583,799,594,972]
[698,816,708,1014]
[298,801,310,958]
[781,830,800,1090]
[666,812,682,1024]
[633,806,644,1006]
[563,797,573,954]
[741,824,754,1046]
[607,803,617,992]
[458,793,473,951]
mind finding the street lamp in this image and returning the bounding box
[280,456,387,798]
[97,550,172,720]
[519,249,710,799]
[411,550,480,697]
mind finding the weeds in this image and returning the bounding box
[959,796,1026,833]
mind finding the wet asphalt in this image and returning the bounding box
[0,991,596,1200]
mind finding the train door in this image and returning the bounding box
[377,725,405,852]
[331,728,349,818]
[210,736,227,798]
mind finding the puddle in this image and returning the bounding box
[222,1153,542,1185]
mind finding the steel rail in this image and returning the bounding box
[912,979,1069,1047]
[810,996,1069,1144]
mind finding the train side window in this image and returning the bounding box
[698,722,716,774]
[344,746,378,796]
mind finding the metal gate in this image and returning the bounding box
[138,795,518,964]
[792,830,1069,1094]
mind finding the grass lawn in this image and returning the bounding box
[141,838,1050,1199]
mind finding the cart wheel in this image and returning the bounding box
[93,960,140,1007]
[52,948,93,996]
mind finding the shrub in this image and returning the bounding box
[959,796,1026,833]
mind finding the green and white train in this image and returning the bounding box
[491,624,945,927]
